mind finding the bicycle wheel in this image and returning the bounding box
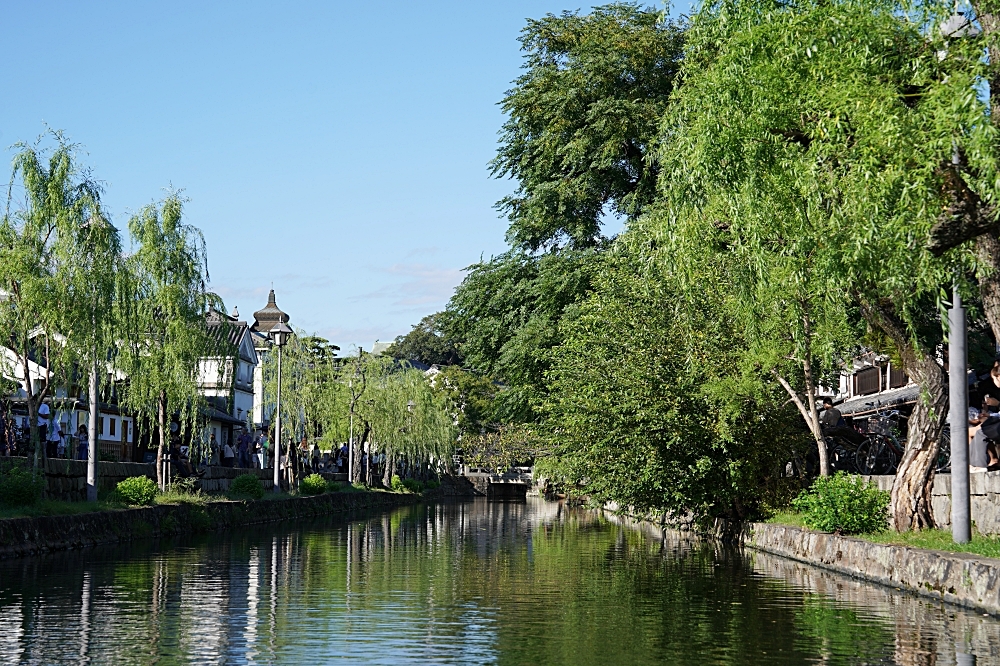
[935,426,951,473]
[856,436,894,475]
[827,437,856,473]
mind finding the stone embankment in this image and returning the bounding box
[0,491,419,560]
[747,523,1000,616]
[0,456,283,499]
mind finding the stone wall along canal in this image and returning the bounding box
[1,498,998,664]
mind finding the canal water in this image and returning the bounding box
[1,498,998,665]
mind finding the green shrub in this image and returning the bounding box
[230,474,264,499]
[300,473,327,496]
[327,480,344,492]
[116,476,157,506]
[401,478,424,493]
[391,475,406,492]
[792,473,889,534]
[0,467,43,507]
[424,480,440,491]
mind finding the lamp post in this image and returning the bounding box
[269,321,292,493]
[938,11,979,544]
[950,289,971,543]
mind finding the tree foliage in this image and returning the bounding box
[117,194,222,483]
[538,243,806,525]
[446,249,596,423]
[0,135,115,472]
[388,313,462,366]
[493,3,685,250]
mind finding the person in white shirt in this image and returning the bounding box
[48,417,64,458]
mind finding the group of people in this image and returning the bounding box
[817,360,1000,472]
[0,403,92,461]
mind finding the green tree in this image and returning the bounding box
[658,0,986,529]
[388,313,462,366]
[539,245,801,527]
[0,136,109,476]
[493,3,684,250]
[118,195,220,489]
[446,249,595,423]
[446,3,686,429]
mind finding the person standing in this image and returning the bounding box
[222,438,236,468]
[261,430,271,468]
[45,409,61,459]
[76,423,89,461]
[37,403,50,456]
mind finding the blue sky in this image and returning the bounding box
[1,1,673,351]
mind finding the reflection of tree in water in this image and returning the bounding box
[0,501,998,664]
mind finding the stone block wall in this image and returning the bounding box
[1,457,279,499]
[195,466,273,493]
[863,472,1000,534]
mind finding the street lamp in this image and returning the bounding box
[269,321,293,493]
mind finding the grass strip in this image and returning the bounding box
[766,512,1000,559]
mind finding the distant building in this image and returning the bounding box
[370,341,392,356]
[199,307,259,448]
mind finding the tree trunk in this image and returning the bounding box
[890,354,948,531]
[382,452,394,488]
[156,391,167,491]
[773,370,828,476]
[27,397,40,477]
[975,232,1000,342]
[87,357,99,501]
[860,297,948,531]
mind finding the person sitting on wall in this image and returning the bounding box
[169,440,197,478]
[969,362,1000,471]
[819,398,863,445]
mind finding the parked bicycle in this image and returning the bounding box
[854,404,905,475]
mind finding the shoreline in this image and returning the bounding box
[746,522,1000,616]
[0,490,420,560]
[598,503,1000,616]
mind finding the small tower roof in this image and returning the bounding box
[251,289,290,333]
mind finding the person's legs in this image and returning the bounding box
[970,428,991,469]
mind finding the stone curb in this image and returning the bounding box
[0,491,419,560]
[748,523,1000,616]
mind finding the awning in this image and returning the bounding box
[837,384,921,417]
[203,406,246,426]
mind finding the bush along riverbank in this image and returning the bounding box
[0,487,420,560]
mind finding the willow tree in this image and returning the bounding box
[118,195,218,489]
[355,358,456,486]
[0,137,108,475]
[261,331,348,487]
[659,0,991,529]
[63,195,122,501]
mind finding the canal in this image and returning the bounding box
[1,498,998,664]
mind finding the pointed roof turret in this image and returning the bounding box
[251,289,290,333]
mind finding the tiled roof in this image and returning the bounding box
[251,289,290,333]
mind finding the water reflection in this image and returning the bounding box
[0,498,997,664]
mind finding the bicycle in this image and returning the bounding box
[854,404,905,475]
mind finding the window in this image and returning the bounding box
[854,367,881,396]
[109,418,116,437]
[100,417,105,436]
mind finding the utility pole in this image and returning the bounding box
[950,288,971,543]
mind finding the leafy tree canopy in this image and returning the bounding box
[493,3,685,251]
[388,313,461,366]
[445,248,597,422]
